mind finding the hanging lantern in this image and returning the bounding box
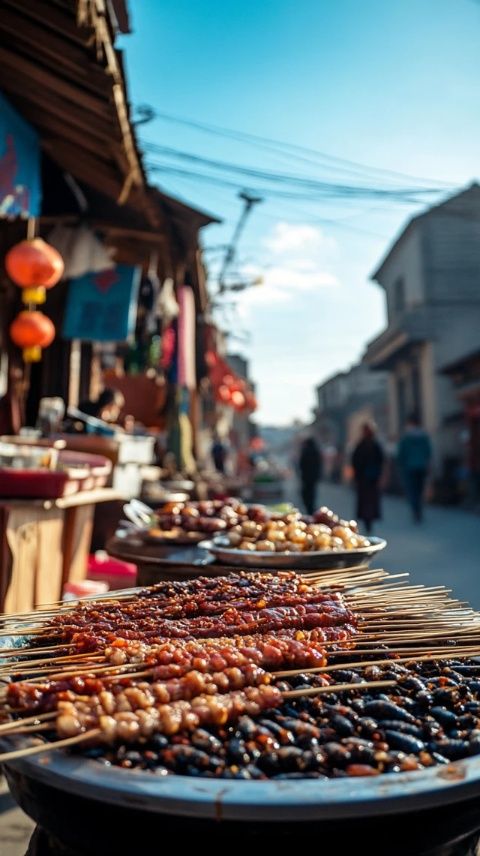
[6,238,64,304]
[231,389,246,411]
[217,385,232,404]
[10,310,55,363]
[222,373,235,388]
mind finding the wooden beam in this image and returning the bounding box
[96,224,168,243]
[3,84,121,145]
[41,139,122,201]
[0,47,108,118]
[0,7,110,96]
[3,0,93,48]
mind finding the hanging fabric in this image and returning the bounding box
[177,285,196,390]
[47,224,114,279]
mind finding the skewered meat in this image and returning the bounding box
[55,685,282,740]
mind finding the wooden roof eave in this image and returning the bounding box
[0,0,156,223]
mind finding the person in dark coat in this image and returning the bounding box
[351,422,384,533]
[298,436,323,514]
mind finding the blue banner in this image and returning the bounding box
[0,92,41,217]
[63,265,141,342]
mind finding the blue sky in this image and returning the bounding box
[120,0,480,424]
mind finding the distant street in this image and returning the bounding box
[284,479,480,610]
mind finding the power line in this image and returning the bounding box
[140,107,453,189]
[144,142,444,200]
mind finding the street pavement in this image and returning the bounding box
[285,479,480,609]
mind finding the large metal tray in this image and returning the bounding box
[2,591,479,825]
[199,536,387,570]
[1,736,479,821]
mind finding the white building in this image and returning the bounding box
[364,183,480,474]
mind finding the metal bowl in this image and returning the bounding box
[1,735,479,822]
[199,536,387,570]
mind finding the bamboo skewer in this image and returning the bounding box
[0,729,101,763]
[274,648,480,678]
[283,679,397,698]
[0,712,57,732]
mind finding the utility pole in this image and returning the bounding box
[218,190,262,294]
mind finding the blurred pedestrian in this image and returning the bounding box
[211,436,227,474]
[351,422,384,533]
[397,413,432,523]
[298,436,323,514]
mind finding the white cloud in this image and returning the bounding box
[263,221,338,258]
[236,221,339,310]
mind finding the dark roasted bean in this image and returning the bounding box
[151,734,169,751]
[430,707,458,731]
[237,716,258,738]
[259,719,295,744]
[330,714,355,736]
[400,677,426,692]
[363,701,416,723]
[451,665,480,676]
[356,717,379,738]
[468,737,480,756]
[377,720,423,738]
[191,729,223,754]
[323,742,351,766]
[416,690,434,708]
[430,739,469,760]
[277,746,307,768]
[384,731,425,755]
[431,689,459,707]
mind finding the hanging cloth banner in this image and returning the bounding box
[63,264,140,342]
[0,92,41,218]
[177,285,196,389]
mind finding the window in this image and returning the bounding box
[393,276,406,314]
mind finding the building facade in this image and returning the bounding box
[364,183,480,483]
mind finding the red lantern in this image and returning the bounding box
[222,373,235,388]
[6,238,64,305]
[6,238,64,288]
[217,385,232,403]
[231,390,246,410]
[10,310,55,362]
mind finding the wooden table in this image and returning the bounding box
[0,488,120,613]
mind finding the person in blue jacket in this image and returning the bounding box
[397,414,432,523]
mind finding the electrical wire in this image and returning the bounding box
[139,108,453,189]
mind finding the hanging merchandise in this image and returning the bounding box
[0,92,41,218]
[161,324,176,374]
[63,265,140,342]
[6,238,64,304]
[156,277,179,326]
[47,224,114,279]
[10,310,55,363]
[177,286,196,389]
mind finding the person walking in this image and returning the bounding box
[351,422,384,534]
[298,436,323,515]
[211,436,227,474]
[397,414,432,523]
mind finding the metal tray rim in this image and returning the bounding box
[199,537,387,569]
[2,738,480,821]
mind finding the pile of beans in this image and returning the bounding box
[79,658,480,779]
